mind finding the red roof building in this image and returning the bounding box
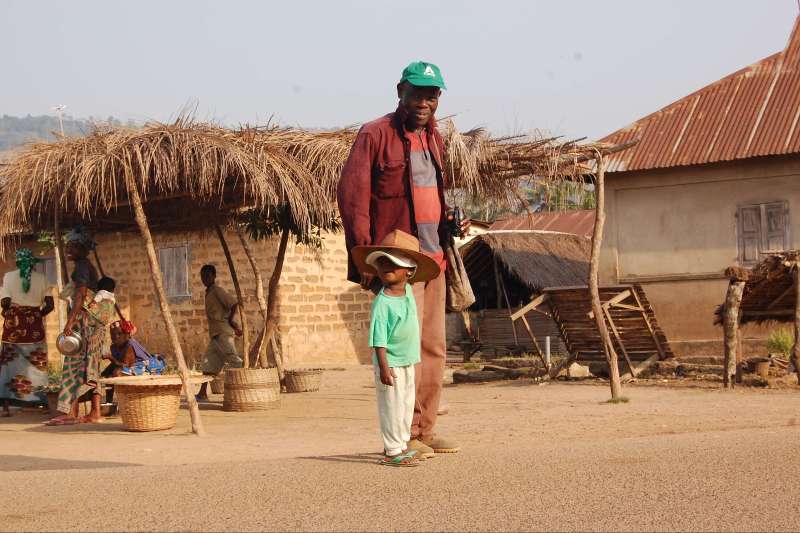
[596,16,800,358]
[490,209,595,238]
[602,17,800,173]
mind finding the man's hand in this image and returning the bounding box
[228,316,243,337]
[360,272,376,291]
[379,365,396,387]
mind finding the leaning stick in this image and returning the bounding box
[236,226,268,368]
[215,225,250,368]
[127,174,204,436]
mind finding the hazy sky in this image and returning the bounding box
[1,1,797,139]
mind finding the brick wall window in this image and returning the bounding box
[737,201,789,265]
[157,244,191,299]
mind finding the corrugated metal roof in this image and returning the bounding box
[601,16,800,173]
[489,209,595,237]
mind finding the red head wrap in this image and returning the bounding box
[110,320,137,335]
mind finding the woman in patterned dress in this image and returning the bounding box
[0,248,54,417]
[46,227,115,426]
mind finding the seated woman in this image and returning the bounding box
[101,319,165,403]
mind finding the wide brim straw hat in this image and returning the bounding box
[352,230,441,283]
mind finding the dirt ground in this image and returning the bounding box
[2,366,799,532]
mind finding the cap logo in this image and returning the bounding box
[423,65,435,77]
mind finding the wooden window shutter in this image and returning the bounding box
[737,206,761,264]
[157,245,190,298]
[763,201,789,253]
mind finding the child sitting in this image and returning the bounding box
[352,230,441,467]
[101,319,165,403]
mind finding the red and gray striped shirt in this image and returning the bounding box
[405,129,445,271]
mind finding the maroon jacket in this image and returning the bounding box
[337,105,449,283]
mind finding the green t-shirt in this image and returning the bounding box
[368,285,421,368]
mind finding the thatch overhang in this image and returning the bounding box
[714,251,800,325]
[461,230,591,304]
[0,119,337,243]
[0,114,630,249]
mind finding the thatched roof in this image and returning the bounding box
[461,230,591,292]
[0,118,333,237]
[714,251,800,325]
[0,113,625,250]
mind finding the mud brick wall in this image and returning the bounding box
[278,234,372,367]
[0,231,372,370]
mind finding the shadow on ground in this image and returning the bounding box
[298,453,381,465]
[0,455,140,472]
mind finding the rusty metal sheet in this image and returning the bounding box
[602,17,800,173]
[490,209,595,237]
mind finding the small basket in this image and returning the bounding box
[210,372,225,394]
[284,368,323,393]
[223,368,280,411]
[115,383,181,432]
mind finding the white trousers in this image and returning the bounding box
[374,364,415,456]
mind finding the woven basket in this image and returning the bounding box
[223,368,280,411]
[210,372,225,394]
[284,368,323,393]
[115,383,181,432]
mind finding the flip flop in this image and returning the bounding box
[44,416,82,426]
[78,415,104,424]
[380,452,420,467]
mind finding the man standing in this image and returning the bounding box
[196,264,243,400]
[337,61,468,456]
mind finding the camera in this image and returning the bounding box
[448,206,464,237]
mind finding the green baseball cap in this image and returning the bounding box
[399,61,446,90]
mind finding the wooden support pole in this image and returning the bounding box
[723,281,745,389]
[791,265,800,384]
[236,227,267,313]
[602,305,636,377]
[631,288,668,360]
[236,226,286,381]
[620,353,659,382]
[498,272,519,346]
[493,255,503,310]
[52,203,67,331]
[235,227,269,368]
[518,314,545,363]
[260,227,291,384]
[510,294,548,321]
[127,176,204,436]
[215,225,250,368]
[588,155,623,399]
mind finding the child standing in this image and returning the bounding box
[353,231,441,467]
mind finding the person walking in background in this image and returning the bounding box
[195,264,242,401]
[0,248,54,417]
[337,61,470,456]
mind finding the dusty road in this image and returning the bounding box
[2,366,799,532]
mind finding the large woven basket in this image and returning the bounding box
[223,368,280,411]
[284,368,323,393]
[115,383,181,432]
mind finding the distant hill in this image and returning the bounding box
[0,114,133,152]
